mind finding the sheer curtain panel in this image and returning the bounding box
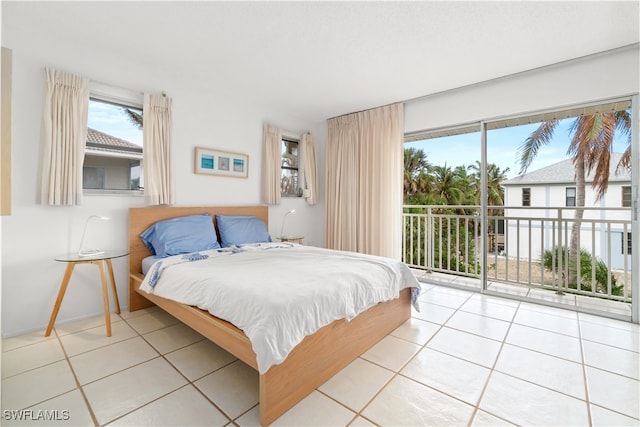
[325,103,404,259]
[143,93,174,205]
[325,114,360,252]
[302,132,318,205]
[40,68,89,205]
[262,123,281,205]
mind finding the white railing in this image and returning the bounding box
[403,205,633,303]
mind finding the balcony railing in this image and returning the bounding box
[403,205,633,303]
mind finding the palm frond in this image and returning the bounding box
[616,145,631,175]
[614,110,631,141]
[516,120,559,174]
[614,110,632,175]
[123,108,143,129]
[568,112,621,201]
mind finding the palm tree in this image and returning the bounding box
[516,111,632,285]
[452,165,475,204]
[468,161,510,207]
[431,164,466,206]
[404,148,431,199]
[467,161,510,238]
[486,163,510,205]
[518,112,631,198]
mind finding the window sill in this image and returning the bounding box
[83,189,144,197]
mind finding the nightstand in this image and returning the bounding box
[46,249,128,337]
[278,236,304,245]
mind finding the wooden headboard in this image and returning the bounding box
[128,206,268,311]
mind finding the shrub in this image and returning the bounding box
[542,246,623,296]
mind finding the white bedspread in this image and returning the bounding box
[139,242,421,374]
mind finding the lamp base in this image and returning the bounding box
[78,249,105,257]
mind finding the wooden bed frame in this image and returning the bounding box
[128,206,411,425]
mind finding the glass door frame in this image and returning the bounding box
[631,94,639,323]
[475,96,638,324]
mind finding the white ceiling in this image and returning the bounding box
[3,1,639,123]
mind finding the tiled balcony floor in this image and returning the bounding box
[2,284,639,426]
[413,269,634,320]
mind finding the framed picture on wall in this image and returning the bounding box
[194,146,249,178]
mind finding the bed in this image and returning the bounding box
[128,206,418,425]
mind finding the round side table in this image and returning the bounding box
[45,249,129,337]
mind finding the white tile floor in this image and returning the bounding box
[2,283,639,426]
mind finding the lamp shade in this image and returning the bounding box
[78,215,110,257]
[279,209,296,238]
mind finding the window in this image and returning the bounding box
[566,187,576,207]
[83,166,105,189]
[522,188,531,206]
[281,137,300,197]
[85,97,143,192]
[622,232,632,254]
[622,186,632,207]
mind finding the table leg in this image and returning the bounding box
[97,261,112,337]
[45,262,76,337]
[105,258,121,314]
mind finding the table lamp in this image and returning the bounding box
[279,209,295,238]
[78,215,110,257]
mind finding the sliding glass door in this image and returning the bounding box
[404,97,638,323]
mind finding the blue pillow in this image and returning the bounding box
[216,214,272,247]
[140,213,221,257]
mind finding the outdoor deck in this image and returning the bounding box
[412,268,632,321]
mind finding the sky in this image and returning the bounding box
[406,119,629,180]
[88,99,143,146]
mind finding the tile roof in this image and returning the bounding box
[86,127,142,155]
[502,152,630,186]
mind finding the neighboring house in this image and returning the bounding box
[83,128,143,190]
[501,153,632,270]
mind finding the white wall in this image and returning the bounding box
[0,27,326,337]
[405,45,639,133]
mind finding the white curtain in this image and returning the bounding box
[40,68,89,205]
[301,132,318,205]
[325,103,404,259]
[262,123,281,205]
[143,93,174,205]
[326,115,359,251]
